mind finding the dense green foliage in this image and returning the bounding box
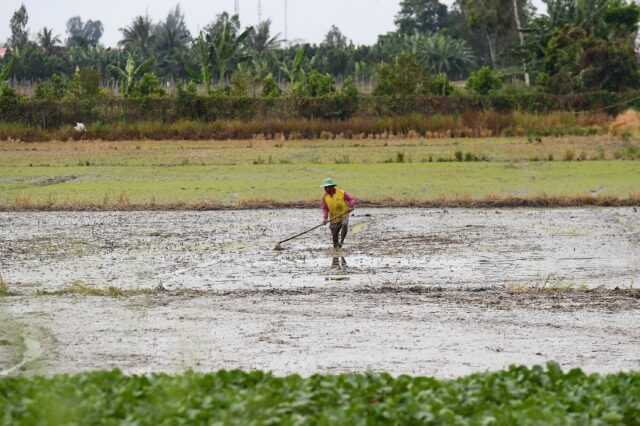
[0,89,637,130]
[373,54,432,97]
[0,364,638,424]
[2,0,639,96]
[466,66,502,95]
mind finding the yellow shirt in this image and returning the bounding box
[323,189,349,224]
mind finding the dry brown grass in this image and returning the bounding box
[10,192,136,211]
[610,109,640,137]
[0,112,614,142]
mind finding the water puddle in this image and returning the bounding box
[1,208,639,293]
[0,336,43,376]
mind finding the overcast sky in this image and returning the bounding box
[1,0,546,48]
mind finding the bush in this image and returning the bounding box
[35,74,66,101]
[614,145,640,159]
[580,39,640,92]
[229,71,253,97]
[262,73,282,98]
[466,66,502,95]
[0,364,639,424]
[0,84,23,119]
[67,67,102,102]
[373,53,431,97]
[67,67,102,101]
[297,70,336,97]
[0,89,630,131]
[338,76,360,118]
[431,73,454,96]
[341,76,359,100]
[132,72,166,98]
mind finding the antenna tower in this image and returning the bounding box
[284,0,288,45]
[258,0,263,24]
[234,0,239,14]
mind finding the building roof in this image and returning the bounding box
[0,47,7,58]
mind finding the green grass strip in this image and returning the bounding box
[2,162,640,206]
[1,363,639,425]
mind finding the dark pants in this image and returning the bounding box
[330,219,349,248]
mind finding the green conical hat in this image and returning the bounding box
[321,178,337,188]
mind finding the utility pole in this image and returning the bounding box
[258,0,262,24]
[234,0,239,15]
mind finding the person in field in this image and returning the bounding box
[321,178,356,249]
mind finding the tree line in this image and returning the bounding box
[1,0,640,99]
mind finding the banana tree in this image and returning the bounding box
[210,20,253,83]
[185,32,213,92]
[0,56,14,84]
[235,58,272,96]
[108,53,154,96]
[270,48,307,87]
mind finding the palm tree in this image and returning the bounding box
[247,19,281,59]
[119,15,156,57]
[210,19,253,83]
[108,53,154,95]
[69,45,121,73]
[155,6,191,77]
[37,27,61,55]
[408,33,476,77]
[156,5,191,53]
[66,17,103,49]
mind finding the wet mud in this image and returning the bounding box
[0,208,639,377]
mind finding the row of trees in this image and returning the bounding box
[2,0,640,96]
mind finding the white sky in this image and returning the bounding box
[0,0,547,48]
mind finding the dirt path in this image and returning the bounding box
[1,208,639,377]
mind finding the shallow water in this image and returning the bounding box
[1,208,639,292]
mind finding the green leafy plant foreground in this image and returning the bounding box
[1,363,638,425]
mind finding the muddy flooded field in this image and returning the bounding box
[1,208,639,377]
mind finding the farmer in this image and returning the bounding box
[321,178,355,248]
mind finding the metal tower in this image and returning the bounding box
[234,0,239,14]
[284,0,288,45]
[258,0,263,24]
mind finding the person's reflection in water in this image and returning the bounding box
[331,256,348,269]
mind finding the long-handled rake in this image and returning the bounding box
[273,211,351,250]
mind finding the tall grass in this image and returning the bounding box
[0,111,613,142]
[610,109,640,137]
[614,145,640,159]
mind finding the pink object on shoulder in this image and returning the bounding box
[343,191,356,208]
